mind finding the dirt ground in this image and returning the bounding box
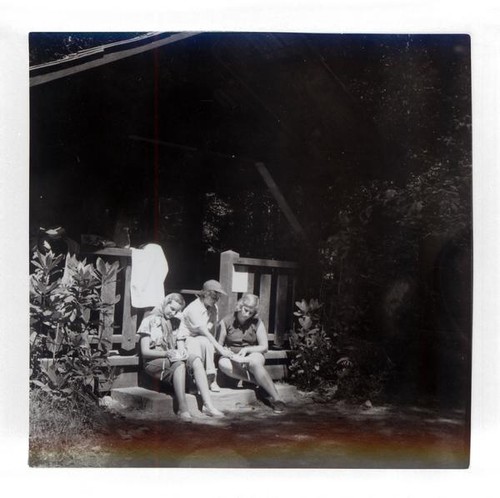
[29,395,469,468]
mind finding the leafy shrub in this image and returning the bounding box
[289,299,394,402]
[289,299,353,392]
[30,250,119,407]
[332,337,394,403]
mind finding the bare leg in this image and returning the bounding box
[186,336,216,375]
[172,363,191,417]
[218,357,250,381]
[186,336,219,391]
[191,357,224,417]
[196,336,216,376]
[247,354,283,402]
[219,354,284,402]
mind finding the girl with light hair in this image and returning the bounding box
[138,293,224,419]
[217,293,286,412]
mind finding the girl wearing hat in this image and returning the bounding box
[138,293,224,419]
[177,280,231,396]
[217,293,286,413]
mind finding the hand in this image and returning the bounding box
[218,346,233,358]
[165,350,177,361]
[235,347,249,357]
[230,354,250,364]
[166,350,183,362]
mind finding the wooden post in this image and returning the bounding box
[219,250,239,319]
[259,273,272,336]
[99,270,117,350]
[120,257,137,352]
[274,273,288,348]
[289,273,297,339]
[246,272,255,294]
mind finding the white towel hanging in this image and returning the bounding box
[130,243,169,308]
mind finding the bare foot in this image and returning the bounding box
[178,411,193,421]
[202,405,224,417]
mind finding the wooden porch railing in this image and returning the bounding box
[84,248,297,389]
[218,250,297,349]
[84,247,138,354]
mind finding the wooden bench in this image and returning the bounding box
[85,248,297,391]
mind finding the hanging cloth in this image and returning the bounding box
[130,243,169,308]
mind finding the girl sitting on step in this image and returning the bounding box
[217,293,286,413]
[138,293,224,419]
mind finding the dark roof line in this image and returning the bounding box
[30,31,201,87]
[29,32,163,71]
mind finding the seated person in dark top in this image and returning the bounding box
[138,293,224,419]
[217,293,286,413]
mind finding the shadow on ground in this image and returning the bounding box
[29,395,470,468]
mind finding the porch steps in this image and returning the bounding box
[110,383,299,417]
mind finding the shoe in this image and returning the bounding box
[202,405,224,417]
[269,399,286,413]
[210,381,221,392]
[178,411,193,421]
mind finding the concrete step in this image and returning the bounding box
[111,386,200,415]
[110,383,299,417]
[210,387,258,410]
[272,383,300,403]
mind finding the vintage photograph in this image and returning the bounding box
[28,31,472,468]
